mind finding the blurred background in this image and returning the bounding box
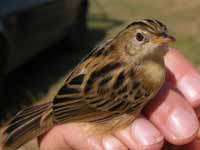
[0,0,200,149]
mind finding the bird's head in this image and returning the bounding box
[114,19,175,62]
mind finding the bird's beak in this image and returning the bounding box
[153,34,176,44]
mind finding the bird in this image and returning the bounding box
[0,19,175,150]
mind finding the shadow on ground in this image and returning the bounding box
[0,17,123,124]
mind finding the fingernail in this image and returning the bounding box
[102,135,128,150]
[132,118,164,145]
[167,107,199,140]
[178,73,200,107]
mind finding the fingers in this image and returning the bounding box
[102,135,128,150]
[39,125,73,150]
[39,123,127,150]
[145,83,199,145]
[165,48,200,107]
[115,117,164,150]
[39,85,199,149]
[39,117,164,150]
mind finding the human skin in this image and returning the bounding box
[39,48,200,150]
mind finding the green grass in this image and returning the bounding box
[88,0,200,68]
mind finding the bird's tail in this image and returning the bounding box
[0,102,53,150]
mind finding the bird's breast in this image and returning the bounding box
[137,60,166,93]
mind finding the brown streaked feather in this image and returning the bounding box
[1,102,53,150]
[127,19,168,35]
[52,44,155,127]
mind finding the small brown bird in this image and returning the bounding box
[1,19,175,150]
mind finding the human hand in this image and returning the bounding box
[39,48,200,150]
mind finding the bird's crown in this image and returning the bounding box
[127,19,168,35]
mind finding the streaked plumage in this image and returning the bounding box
[0,19,175,150]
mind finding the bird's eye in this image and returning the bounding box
[136,32,144,42]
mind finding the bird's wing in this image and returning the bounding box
[82,62,152,115]
[52,39,152,124]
